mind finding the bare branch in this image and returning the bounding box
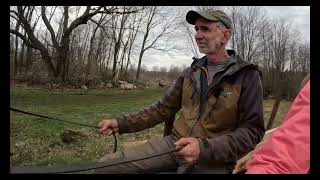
[10,14,19,22]
[10,29,37,49]
[89,18,112,39]
[10,10,18,16]
[41,6,59,48]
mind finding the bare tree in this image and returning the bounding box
[13,12,21,76]
[297,43,310,73]
[89,14,114,75]
[111,10,124,84]
[85,14,109,78]
[180,20,200,58]
[95,28,108,74]
[227,6,268,63]
[265,19,293,130]
[124,8,144,78]
[135,6,180,82]
[10,6,140,82]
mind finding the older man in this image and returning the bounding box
[95,9,265,174]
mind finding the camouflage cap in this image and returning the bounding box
[186,9,232,30]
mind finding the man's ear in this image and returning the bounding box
[222,29,232,44]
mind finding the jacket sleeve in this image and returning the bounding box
[115,70,186,134]
[246,81,310,174]
[198,68,265,164]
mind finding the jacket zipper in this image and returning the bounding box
[188,62,236,137]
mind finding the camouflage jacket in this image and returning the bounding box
[116,50,265,167]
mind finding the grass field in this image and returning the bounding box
[10,86,292,172]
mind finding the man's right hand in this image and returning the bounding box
[98,119,119,135]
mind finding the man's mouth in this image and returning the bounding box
[197,43,207,46]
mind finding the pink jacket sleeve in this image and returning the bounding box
[246,81,310,174]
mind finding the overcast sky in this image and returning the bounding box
[141,6,310,71]
[264,6,310,42]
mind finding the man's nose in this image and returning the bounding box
[195,31,203,40]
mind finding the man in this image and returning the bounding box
[95,9,265,174]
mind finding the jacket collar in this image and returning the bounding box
[191,50,256,74]
[191,49,236,67]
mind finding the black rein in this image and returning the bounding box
[10,107,179,174]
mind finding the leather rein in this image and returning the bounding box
[10,107,178,174]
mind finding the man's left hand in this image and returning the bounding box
[175,137,200,165]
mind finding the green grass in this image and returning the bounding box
[263,99,292,128]
[10,86,292,172]
[10,87,166,169]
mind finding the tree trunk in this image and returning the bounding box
[124,50,131,77]
[106,41,113,73]
[40,50,56,78]
[266,95,281,130]
[14,35,19,76]
[56,45,69,82]
[24,46,32,75]
[112,41,120,84]
[111,12,128,84]
[135,49,145,82]
[266,73,282,130]
[19,39,25,75]
[119,38,129,77]
[86,26,99,78]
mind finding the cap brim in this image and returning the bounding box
[186,10,220,25]
[186,10,201,25]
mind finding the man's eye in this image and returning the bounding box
[202,27,209,31]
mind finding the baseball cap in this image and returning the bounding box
[186,9,232,30]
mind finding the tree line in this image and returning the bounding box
[10,6,181,84]
[10,6,309,101]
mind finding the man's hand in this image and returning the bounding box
[175,137,200,165]
[233,128,276,174]
[98,119,119,135]
[233,151,253,174]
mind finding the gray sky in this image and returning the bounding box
[141,6,310,71]
[264,6,310,42]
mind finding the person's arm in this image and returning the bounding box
[198,69,265,164]
[232,127,277,174]
[115,69,188,134]
[246,81,310,174]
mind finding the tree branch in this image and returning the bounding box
[10,29,37,49]
[10,10,18,16]
[41,6,59,48]
[65,6,141,38]
[10,14,19,22]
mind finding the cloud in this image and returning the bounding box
[263,6,310,42]
[142,51,194,71]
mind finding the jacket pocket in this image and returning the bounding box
[203,83,241,132]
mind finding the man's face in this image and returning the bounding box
[194,17,225,55]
